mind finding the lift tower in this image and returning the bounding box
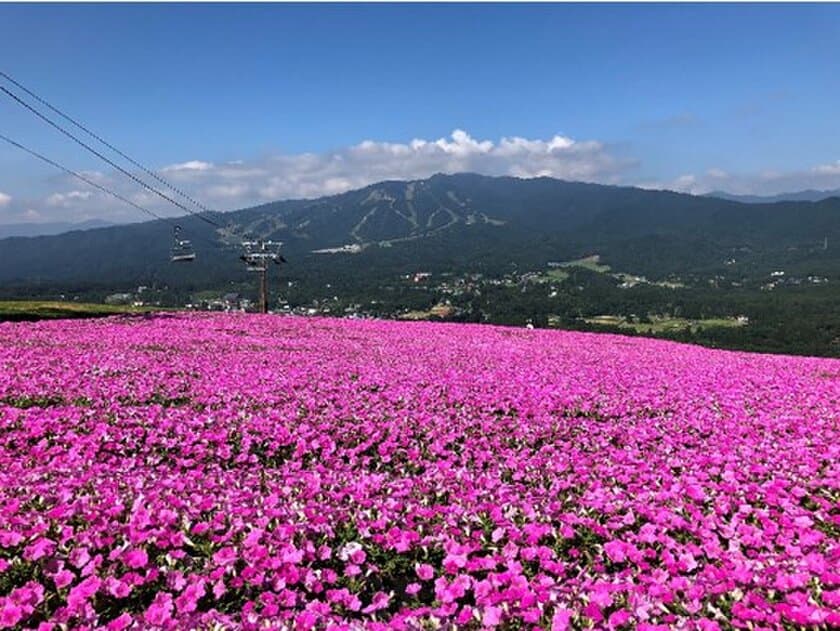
[240,241,286,314]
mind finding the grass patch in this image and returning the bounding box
[584,314,748,334]
[556,254,611,273]
[0,301,164,322]
[397,304,454,321]
[538,269,570,282]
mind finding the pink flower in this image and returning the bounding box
[66,575,101,610]
[678,552,698,572]
[443,552,468,572]
[68,547,90,569]
[143,604,168,626]
[123,548,148,569]
[416,563,434,581]
[175,580,206,615]
[282,546,304,564]
[435,576,469,604]
[242,529,263,548]
[23,538,54,562]
[2,311,838,628]
[685,484,706,502]
[457,606,475,624]
[482,605,502,627]
[603,540,627,563]
[588,585,612,609]
[295,611,318,630]
[362,591,390,614]
[608,609,631,628]
[0,531,23,548]
[54,569,74,589]
[552,608,573,630]
[143,593,173,626]
[106,613,133,631]
[106,576,132,599]
[212,546,237,566]
[0,600,23,629]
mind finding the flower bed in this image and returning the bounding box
[0,313,838,629]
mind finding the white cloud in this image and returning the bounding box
[46,190,93,207]
[637,174,700,195]
[812,160,840,176]
[162,160,214,173]
[17,128,625,223]
[6,127,840,226]
[692,161,840,196]
[672,175,699,193]
[205,183,249,199]
[639,160,840,197]
[198,129,631,205]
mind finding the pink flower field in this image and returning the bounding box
[0,313,838,630]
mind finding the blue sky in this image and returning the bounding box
[1,3,840,223]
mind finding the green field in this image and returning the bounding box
[584,314,748,334]
[0,301,162,322]
[543,269,571,281]
[536,255,609,283]
[557,254,612,273]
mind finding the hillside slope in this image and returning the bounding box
[0,312,837,628]
[0,173,838,287]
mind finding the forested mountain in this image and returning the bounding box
[0,218,114,239]
[706,189,840,204]
[0,173,838,288]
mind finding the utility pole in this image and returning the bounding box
[240,241,286,314]
[259,266,268,314]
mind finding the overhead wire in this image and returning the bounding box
[0,71,274,261]
[0,70,224,221]
[0,131,173,226]
[0,72,289,304]
[0,82,224,229]
[0,131,226,253]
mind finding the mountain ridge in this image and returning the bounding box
[0,173,837,288]
[0,218,115,239]
[705,188,840,204]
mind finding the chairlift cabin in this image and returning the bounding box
[171,225,196,263]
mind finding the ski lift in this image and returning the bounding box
[171,225,196,263]
[239,240,284,271]
[240,241,264,272]
[240,255,266,272]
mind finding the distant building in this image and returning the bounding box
[430,303,455,318]
[104,293,133,305]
